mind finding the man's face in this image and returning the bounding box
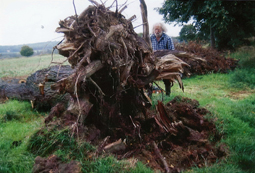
[154,26,163,38]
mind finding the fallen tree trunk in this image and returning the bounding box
[0,65,73,110]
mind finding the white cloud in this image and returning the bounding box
[0,0,182,45]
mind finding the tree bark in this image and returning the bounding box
[0,65,73,110]
[140,0,152,49]
[210,24,215,49]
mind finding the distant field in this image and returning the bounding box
[0,54,68,79]
[0,41,60,59]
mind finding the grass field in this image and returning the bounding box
[0,52,255,172]
[0,54,68,79]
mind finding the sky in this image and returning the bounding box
[0,0,182,46]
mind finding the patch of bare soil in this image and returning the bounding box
[33,155,81,173]
[227,90,255,100]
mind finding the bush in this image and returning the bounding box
[229,68,255,89]
[229,50,255,89]
[20,45,34,57]
[238,56,255,69]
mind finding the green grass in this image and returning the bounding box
[0,54,68,78]
[27,127,95,158]
[152,73,233,107]
[0,100,45,173]
[229,68,255,89]
[229,48,255,89]
[83,156,154,173]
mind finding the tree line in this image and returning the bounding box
[158,0,255,50]
[0,41,60,58]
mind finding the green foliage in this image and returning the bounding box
[179,24,196,42]
[229,68,255,89]
[158,0,255,50]
[238,56,255,70]
[179,24,207,42]
[20,45,34,57]
[229,49,255,89]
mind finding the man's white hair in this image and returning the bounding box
[151,22,168,34]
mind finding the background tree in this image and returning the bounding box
[179,24,197,42]
[179,24,210,42]
[158,0,255,50]
[20,45,34,57]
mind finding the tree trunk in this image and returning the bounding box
[210,25,216,49]
[0,65,73,110]
[139,0,152,49]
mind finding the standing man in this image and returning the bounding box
[150,22,175,96]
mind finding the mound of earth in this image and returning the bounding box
[31,96,227,173]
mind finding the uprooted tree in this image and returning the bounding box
[1,1,232,172]
[49,0,189,128]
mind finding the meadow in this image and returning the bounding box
[0,49,255,172]
[0,54,67,79]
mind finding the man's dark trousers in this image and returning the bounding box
[163,79,171,96]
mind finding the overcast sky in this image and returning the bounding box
[0,0,182,46]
